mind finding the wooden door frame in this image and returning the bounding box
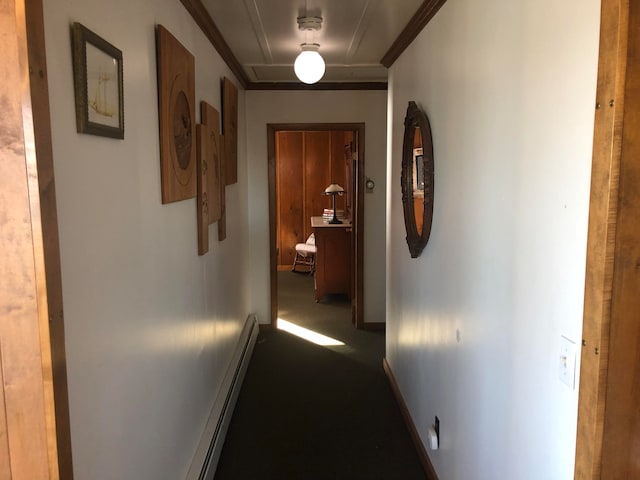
[574,0,639,477]
[267,123,366,329]
[2,0,70,477]
[22,0,74,477]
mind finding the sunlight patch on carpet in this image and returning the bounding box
[277,318,345,346]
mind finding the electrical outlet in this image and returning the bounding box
[427,417,440,450]
[559,336,577,388]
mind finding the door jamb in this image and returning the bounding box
[24,1,74,477]
[574,0,633,476]
[267,123,366,329]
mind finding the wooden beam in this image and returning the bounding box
[380,0,448,68]
[180,0,250,89]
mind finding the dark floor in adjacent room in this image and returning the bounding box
[213,271,426,480]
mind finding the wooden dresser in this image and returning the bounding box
[311,216,352,301]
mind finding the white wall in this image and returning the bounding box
[44,1,249,478]
[386,1,600,479]
[246,90,387,324]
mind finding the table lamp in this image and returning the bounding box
[323,184,345,224]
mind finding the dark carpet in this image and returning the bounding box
[213,271,426,480]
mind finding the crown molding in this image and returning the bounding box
[380,0,448,68]
[246,82,387,91]
[181,0,390,91]
[180,0,250,89]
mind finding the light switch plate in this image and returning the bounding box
[559,336,577,388]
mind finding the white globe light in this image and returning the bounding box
[294,48,325,84]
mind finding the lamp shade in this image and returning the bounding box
[324,184,345,194]
[294,44,325,84]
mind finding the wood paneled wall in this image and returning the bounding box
[277,131,304,267]
[276,130,352,267]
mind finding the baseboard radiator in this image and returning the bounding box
[186,314,259,480]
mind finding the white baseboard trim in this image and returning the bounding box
[186,314,259,480]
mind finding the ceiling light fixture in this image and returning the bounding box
[294,16,325,84]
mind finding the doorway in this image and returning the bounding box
[267,123,365,329]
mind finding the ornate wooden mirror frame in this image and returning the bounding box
[401,101,434,258]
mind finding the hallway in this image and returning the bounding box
[214,272,426,479]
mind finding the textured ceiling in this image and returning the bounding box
[201,0,424,83]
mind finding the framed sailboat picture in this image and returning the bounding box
[72,23,124,139]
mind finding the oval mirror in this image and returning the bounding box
[401,101,434,258]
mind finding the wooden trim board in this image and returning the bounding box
[179,0,249,88]
[24,0,74,477]
[1,0,60,476]
[600,3,640,470]
[362,322,385,332]
[380,0,448,68]
[574,0,628,476]
[383,358,439,480]
[258,323,274,333]
[247,82,388,91]
[267,127,278,325]
[575,0,640,476]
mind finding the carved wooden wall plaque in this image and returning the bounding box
[222,77,238,185]
[201,102,222,225]
[156,25,196,203]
